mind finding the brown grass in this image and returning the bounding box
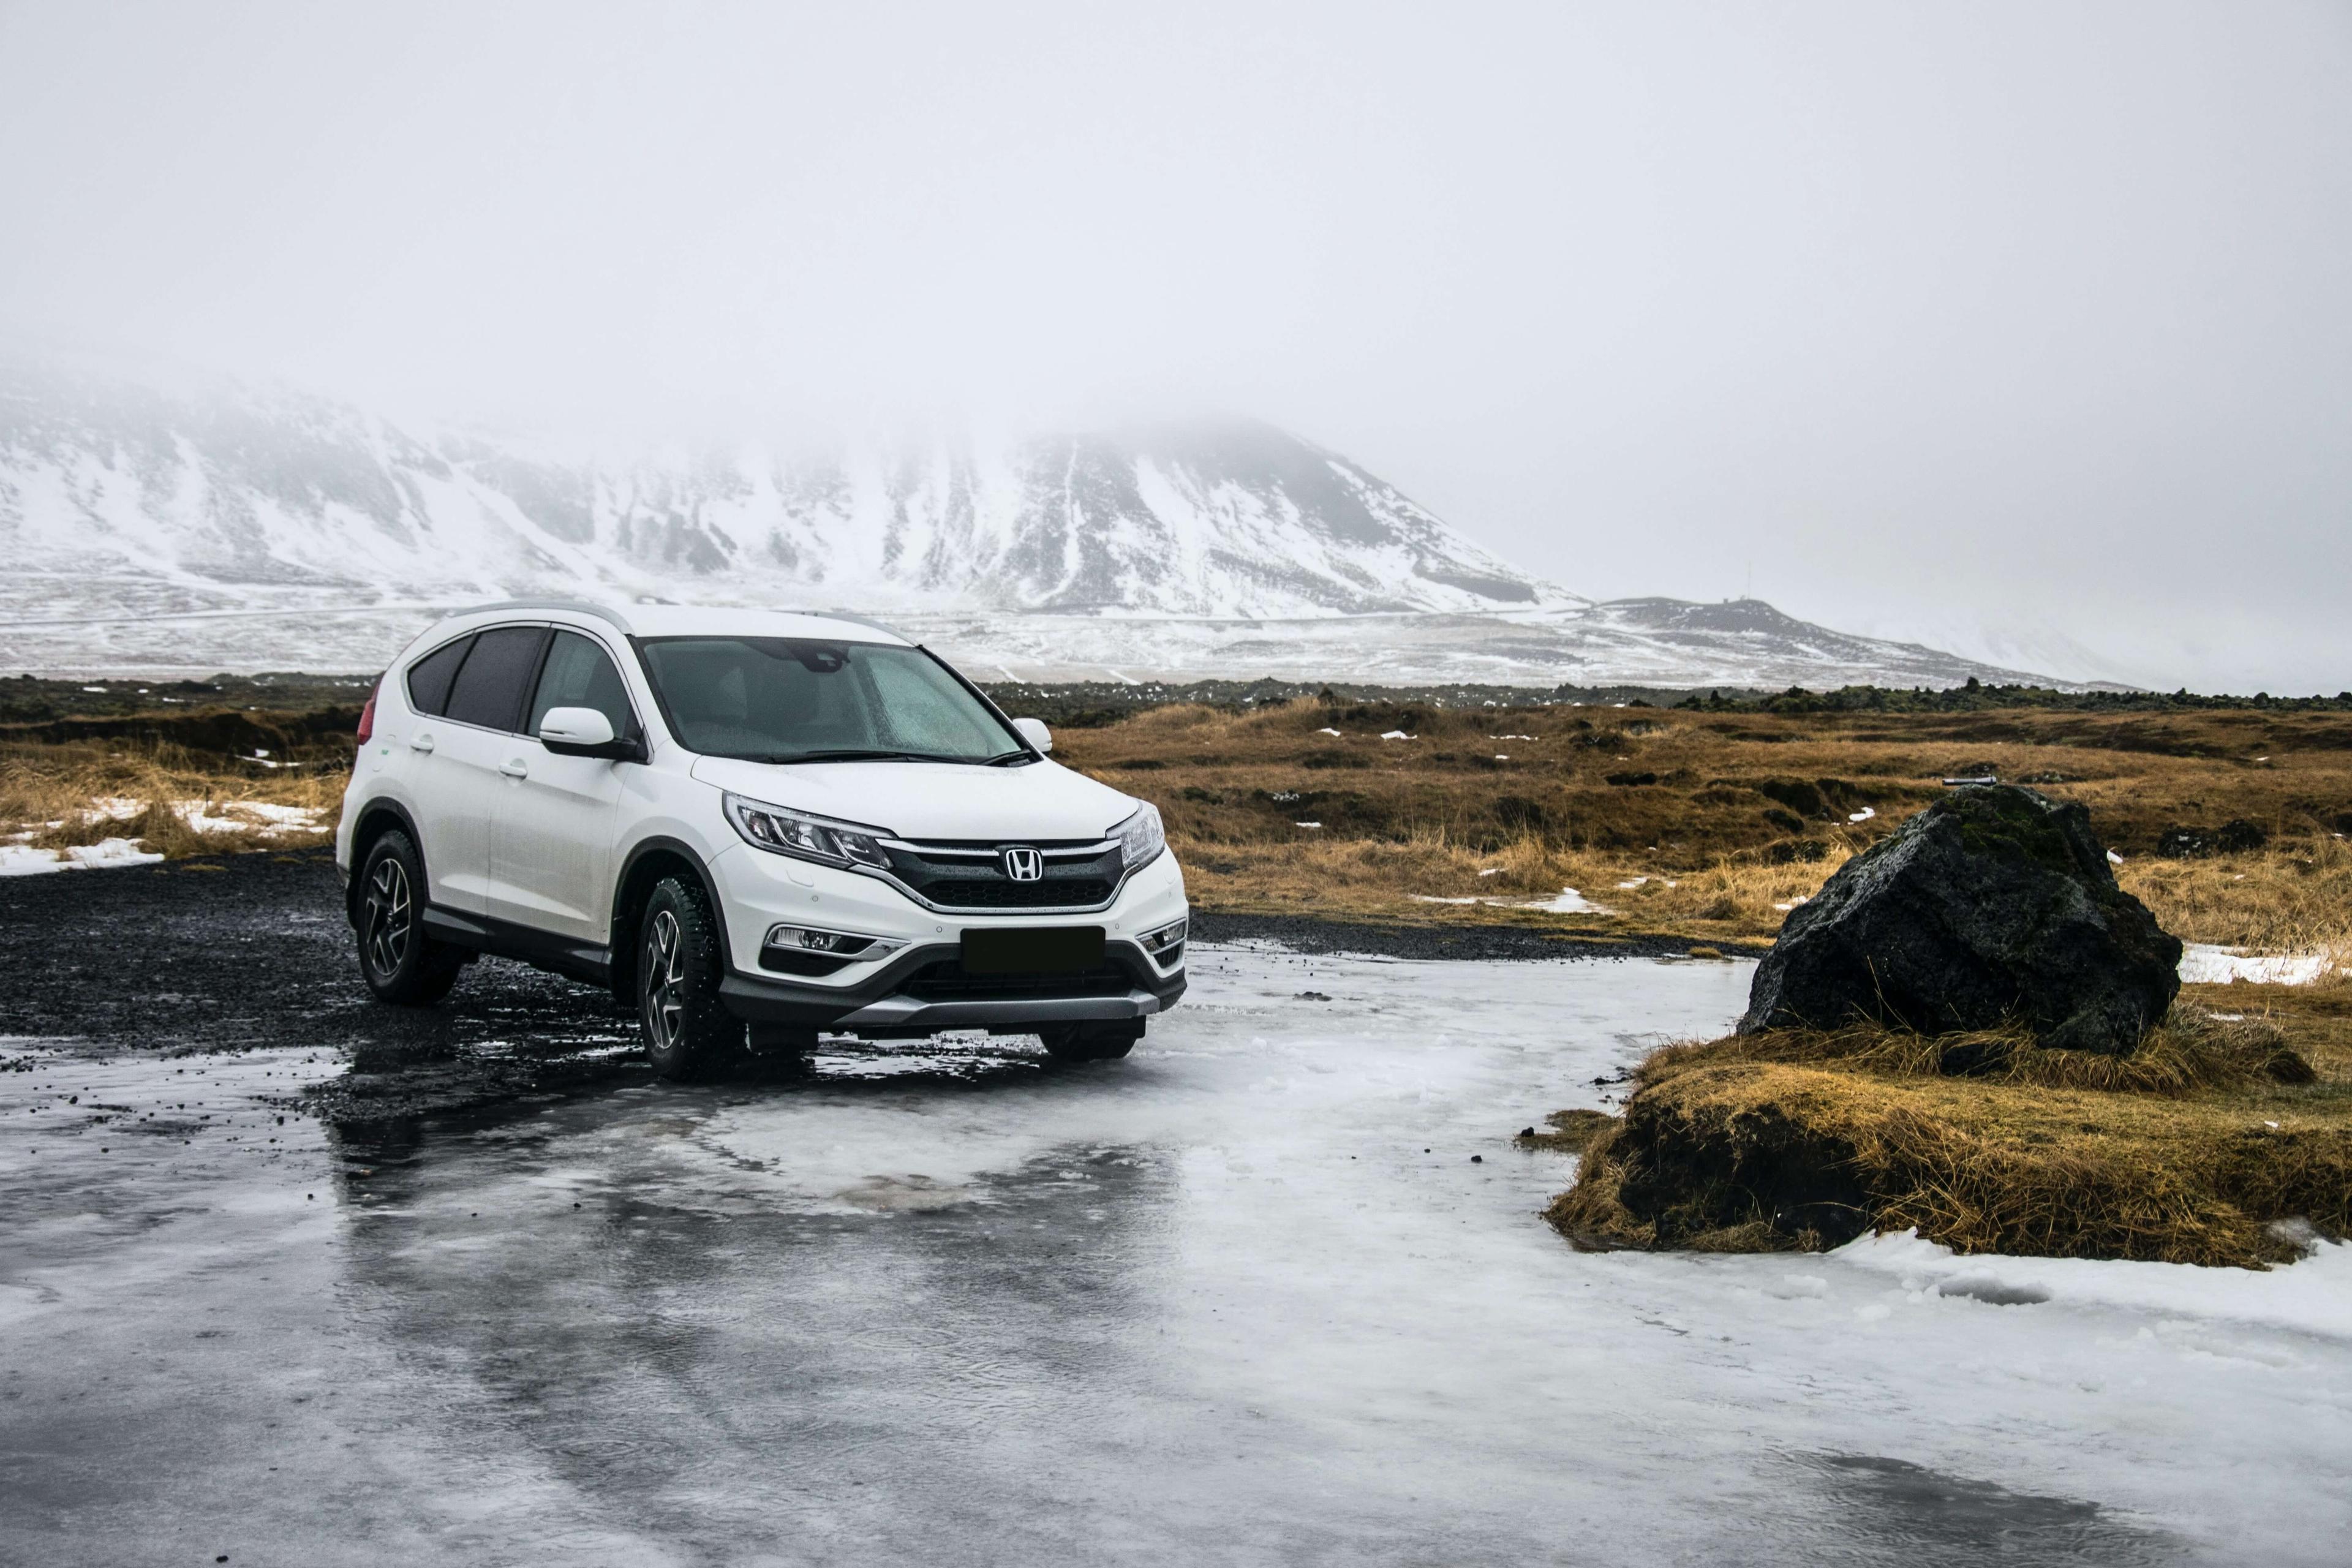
[0,733,345,860]
[1052,696,2352,951]
[1542,983,2352,1268]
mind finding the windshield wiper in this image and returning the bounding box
[981,750,1036,766]
[750,748,946,764]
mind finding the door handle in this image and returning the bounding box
[500,759,530,778]
[409,733,435,753]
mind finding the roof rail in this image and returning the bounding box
[446,599,638,635]
[440,599,910,643]
[811,608,911,641]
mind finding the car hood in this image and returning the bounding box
[688,755,1141,842]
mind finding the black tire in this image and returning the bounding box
[637,875,744,1081]
[355,830,464,1005]
[1041,1021,1142,1062]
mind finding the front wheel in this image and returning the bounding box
[356,831,464,1005]
[1040,1021,1142,1062]
[638,876,744,1081]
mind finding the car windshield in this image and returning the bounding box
[636,637,1025,764]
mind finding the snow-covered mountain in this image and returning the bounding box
[0,352,1552,618]
[0,350,2081,687]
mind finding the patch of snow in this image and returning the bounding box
[1316,728,1341,737]
[1477,868,1504,877]
[2106,849,2125,865]
[1379,730,1415,741]
[1294,821,1322,830]
[1616,876,1648,890]
[1517,886,1610,916]
[0,837,165,876]
[1408,895,1480,905]
[1493,755,1509,761]
[2179,944,2339,986]
[1489,734,1535,741]
[1772,898,1808,911]
[1835,1229,2352,1341]
[1847,807,1876,823]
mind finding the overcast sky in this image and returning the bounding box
[2,1,2346,692]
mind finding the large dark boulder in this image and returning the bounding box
[1740,785,2181,1055]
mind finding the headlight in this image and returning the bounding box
[1112,802,1164,870]
[724,793,893,870]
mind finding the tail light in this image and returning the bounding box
[356,684,379,744]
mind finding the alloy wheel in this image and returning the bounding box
[363,856,412,978]
[642,908,685,1052]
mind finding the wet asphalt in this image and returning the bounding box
[2,857,2332,1565]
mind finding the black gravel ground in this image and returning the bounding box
[0,851,643,1123]
[0,853,1721,1126]
[1188,911,1741,962]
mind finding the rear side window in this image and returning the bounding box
[404,636,473,717]
[526,630,637,741]
[443,625,550,731]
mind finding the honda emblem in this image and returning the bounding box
[1001,846,1045,882]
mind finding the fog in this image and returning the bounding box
[2,1,2346,692]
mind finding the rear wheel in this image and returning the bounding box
[356,831,464,1004]
[1040,1021,1142,1062]
[638,876,744,1080]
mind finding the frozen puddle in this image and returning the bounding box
[4,950,2349,1565]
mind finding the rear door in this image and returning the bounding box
[488,628,639,942]
[420,624,550,915]
[396,632,480,911]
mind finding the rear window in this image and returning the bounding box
[443,625,551,731]
[404,636,472,717]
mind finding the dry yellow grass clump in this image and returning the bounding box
[0,736,345,860]
[1542,982,2352,1268]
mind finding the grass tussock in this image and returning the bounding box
[0,733,345,860]
[1542,985,2352,1268]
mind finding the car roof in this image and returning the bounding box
[413,600,914,650]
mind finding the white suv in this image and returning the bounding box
[335,602,1187,1077]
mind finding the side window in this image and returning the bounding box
[442,625,550,732]
[404,636,473,717]
[527,630,637,741]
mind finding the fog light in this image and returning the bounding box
[1140,916,1187,959]
[763,924,901,961]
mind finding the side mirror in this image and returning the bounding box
[540,706,641,761]
[1012,716,1053,755]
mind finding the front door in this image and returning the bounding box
[488,628,639,943]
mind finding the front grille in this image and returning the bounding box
[881,840,1123,911]
[899,960,1135,1002]
[923,878,1115,910]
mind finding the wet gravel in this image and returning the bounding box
[0,852,644,1122]
[1189,911,1751,962]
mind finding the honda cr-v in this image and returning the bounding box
[334,603,1186,1077]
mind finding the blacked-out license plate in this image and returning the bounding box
[960,926,1106,976]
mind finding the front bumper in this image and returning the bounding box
[707,840,1189,1035]
[718,937,1186,1035]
